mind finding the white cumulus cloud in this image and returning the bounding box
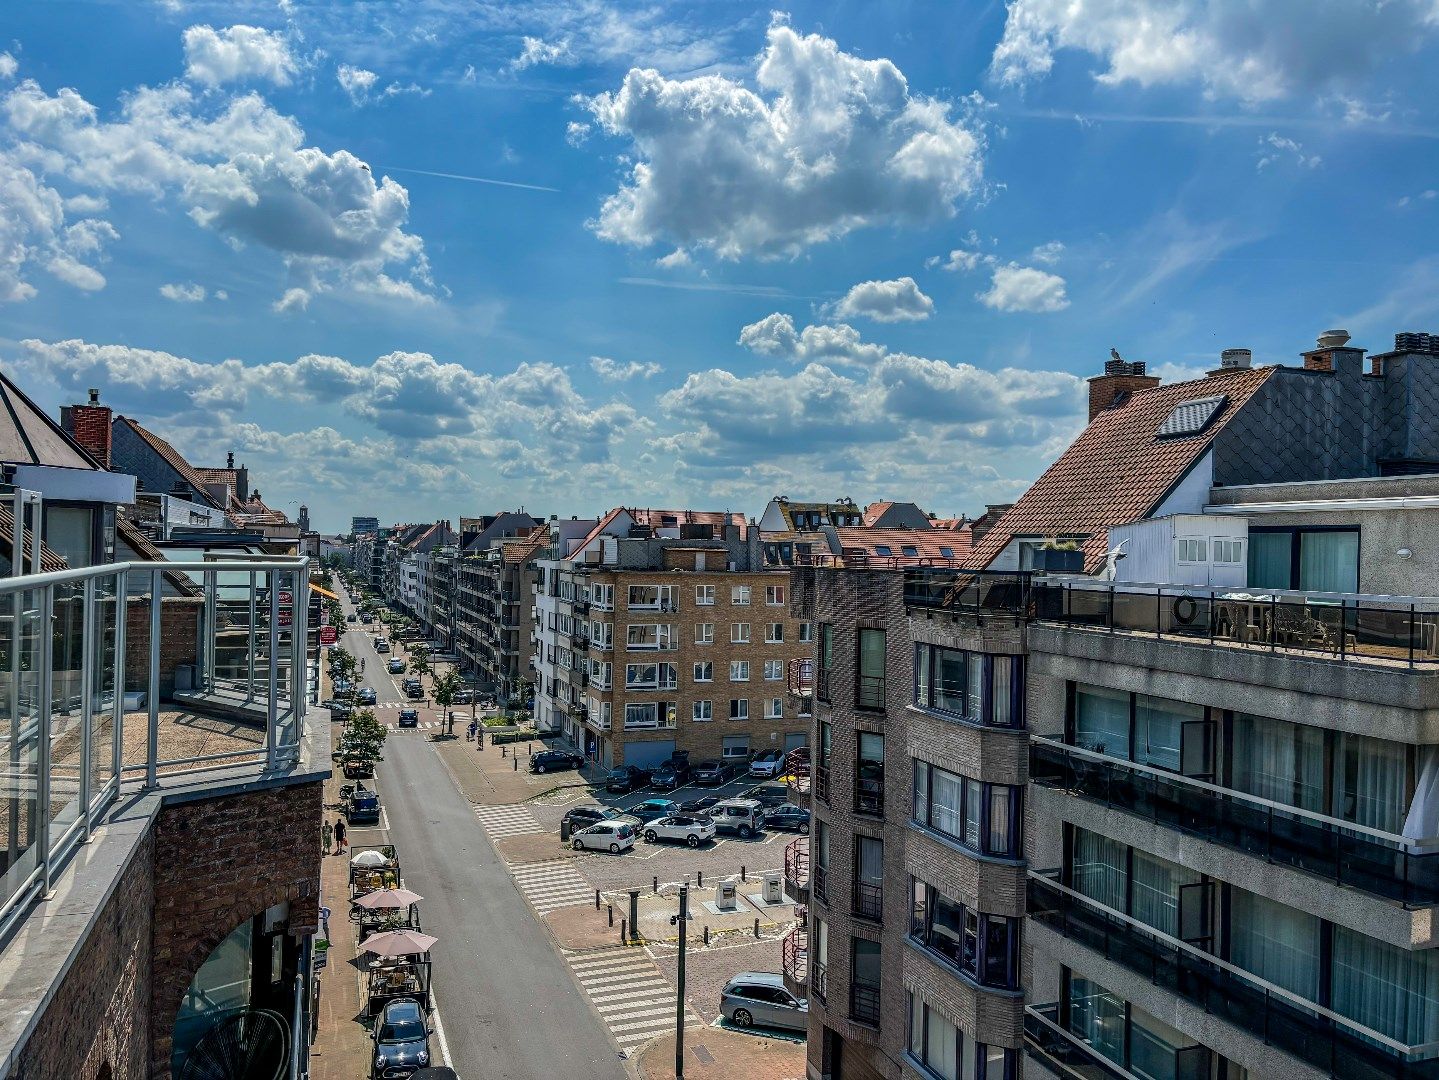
[160,282,206,302]
[183,24,296,87]
[927,248,983,272]
[1256,132,1320,170]
[582,20,985,260]
[978,264,1070,314]
[738,313,887,368]
[833,276,934,323]
[336,65,429,106]
[590,356,662,381]
[0,53,17,82]
[0,155,118,302]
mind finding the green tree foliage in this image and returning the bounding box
[338,708,387,763]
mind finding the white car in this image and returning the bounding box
[748,750,784,778]
[643,814,718,848]
[571,821,637,854]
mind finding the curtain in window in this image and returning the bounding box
[1334,732,1410,834]
[932,768,963,839]
[856,836,883,887]
[1131,848,1198,937]
[858,628,886,679]
[1231,713,1326,814]
[1332,926,1439,1046]
[1072,828,1126,912]
[852,938,881,987]
[988,786,1014,856]
[1299,530,1359,593]
[1134,695,1199,771]
[1067,976,1125,1066]
[923,1005,960,1080]
[913,762,930,827]
[908,993,923,1055]
[1249,532,1292,590]
[1076,686,1129,756]
[1403,747,1439,851]
[963,778,982,848]
[966,653,984,718]
[990,656,1013,727]
[1228,888,1320,1001]
[935,649,968,714]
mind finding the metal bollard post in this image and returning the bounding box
[653,876,658,893]
[608,904,614,927]
[754,918,760,939]
[595,889,601,909]
[741,865,747,882]
[629,889,640,937]
[513,756,518,771]
[703,926,710,946]
[697,871,703,888]
[502,745,507,758]
[620,918,627,943]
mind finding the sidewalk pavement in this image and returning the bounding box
[634,1028,806,1080]
[433,730,597,807]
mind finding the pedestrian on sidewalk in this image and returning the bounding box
[334,818,348,854]
[321,819,333,854]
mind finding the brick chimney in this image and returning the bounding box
[1301,329,1364,376]
[1088,358,1160,421]
[59,388,112,468]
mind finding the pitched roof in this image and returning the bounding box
[968,365,1277,574]
[503,526,549,565]
[0,369,101,470]
[861,501,895,527]
[194,466,239,488]
[835,526,971,563]
[118,417,223,508]
[567,508,745,560]
[114,516,201,595]
[0,505,68,573]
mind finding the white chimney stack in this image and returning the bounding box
[1220,348,1252,369]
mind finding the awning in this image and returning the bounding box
[311,582,339,601]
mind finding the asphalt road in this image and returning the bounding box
[335,597,628,1080]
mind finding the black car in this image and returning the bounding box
[649,759,691,790]
[605,764,652,793]
[323,699,353,720]
[398,708,419,728]
[678,795,720,815]
[691,760,729,786]
[405,683,425,700]
[530,749,583,774]
[745,783,792,808]
[763,804,811,833]
[372,998,432,1078]
[356,687,378,706]
[562,805,628,831]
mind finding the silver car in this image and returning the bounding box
[571,821,636,854]
[720,971,808,1032]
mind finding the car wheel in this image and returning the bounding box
[731,1008,753,1029]
[800,821,810,834]
[645,830,657,843]
[535,764,546,774]
[572,839,585,850]
[686,835,699,848]
[739,825,752,839]
[609,842,620,854]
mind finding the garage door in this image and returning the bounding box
[624,738,676,769]
[785,732,808,754]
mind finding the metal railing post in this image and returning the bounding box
[79,576,94,840]
[268,570,280,769]
[112,569,127,795]
[246,571,257,702]
[146,570,162,789]
[292,567,309,757]
[36,585,53,893]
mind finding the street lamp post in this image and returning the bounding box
[672,883,689,1078]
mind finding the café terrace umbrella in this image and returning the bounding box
[362,929,437,957]
[355,887,423,910]
[351,849,390,868]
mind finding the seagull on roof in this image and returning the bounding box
[1110,347,1122,361]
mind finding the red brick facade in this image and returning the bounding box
[59,402,113,468]
[124,598,201,695]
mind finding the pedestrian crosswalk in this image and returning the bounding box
[566,949,702,1053]
[509,859,594,915]
[474,803,544,842]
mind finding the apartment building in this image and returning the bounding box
[533,508,812,768]
[451,513,542,700]
[802,330,1439,1080]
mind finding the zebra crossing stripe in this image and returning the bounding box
[474,804,543,840]
[565,949,701,1050]
[509,860,594,915]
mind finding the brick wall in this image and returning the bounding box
[124,597,201,695]
[13,833,155,1080]
[59,402,113,468]
[148,780,323,1077]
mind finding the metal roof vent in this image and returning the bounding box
[1317,329,1351,348]
[1220,348,1251,369]
[1156,394,1228,439]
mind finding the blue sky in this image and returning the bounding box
[3,1,1439,532]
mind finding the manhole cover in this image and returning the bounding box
[692,1044,715,1065]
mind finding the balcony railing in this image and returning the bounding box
[1031,580,1439,668]
[814,764,831,804]
[1024,1003,1139,1080]
[811,960,828,1004]
[852,880,882,921]
[783,835,810,898]
[855,777,884,817]
[903,568,1033,616]
[781,924,808,992]
[855,673,885,710]
[850,983,881,1026]
[787,657,813,696]
[1028,873,1439,1079]
[0,555,312,942]
[1031,737,1439,907]
[813,864,829,904]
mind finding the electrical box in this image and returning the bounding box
[762,872,783,905]
[716,880,738,910]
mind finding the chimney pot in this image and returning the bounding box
[88,388,99,404]
[1317,328,1351,349]
[1220,348,1252,369]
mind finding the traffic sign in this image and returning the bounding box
[278,610,293,628]
[278,590,293,605]
[320,626,337,645]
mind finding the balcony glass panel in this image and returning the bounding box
[48,580,87,844]
[1076,685,1130,757]
[0,590,42,904]
[89,576,118,811]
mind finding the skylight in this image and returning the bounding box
[1156,394,1228,439]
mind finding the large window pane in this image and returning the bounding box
[935,648,968,714]
[1072,828,1126,912]
[1134,695,1199,771]
[990,656,1013,727]
[0,591,42,906]
[1228,888,1320,1001]
[1249,531,1292,590]
[852,937,881,987]
[1231,713,1325,814]
[932,768,962,838]
[1075,685,1129,757]
[924,1004,960,1080]
[857,628,886,709]
[1299,530,1358,593]
[1131,847,1199,937]
[48,581,86,844]
[1067,975,1125,1066]
[1334,731,1410,834]
[1332,925,1439,1046]
[1129,1005,1189,1080]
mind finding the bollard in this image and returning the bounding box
[513,756,518,771]
[741,865,747,882]
[608,904,614,927]
[595,889,601,909]
[620,918,627,943]
[653,876,658,893]
[754,917,760,939]
[703,925,710,946]
[501,745,507,758]
[697,871,703,888]
[629,889,640,938]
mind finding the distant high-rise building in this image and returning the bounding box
[351,515,380,536]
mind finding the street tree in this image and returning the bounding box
[432,668,462,735]
[409,643,431,687]
[329,646,358,686]
[338,708,386,764]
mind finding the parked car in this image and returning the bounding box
[347,613,357,622]
[692,760,729,786]
[346,786,381,826]
[643,814,717,847]
[375,638,391,653]
[356,687,377,706]
[372,998,432,1078]
[744,783,792,808]
[678,795,721,815]
[452,688,476,704]
[322,699,352,720]
[342,757,374,779]
[388,658,406,674]
[763,804,811,833]
[571,821,636,854]
[529,748,583,774]
[748,750,784,778]
[649,758,691,790]
[720,972,808,1032]
[605,765,652,793]
[710,797,765,838]
[398,708,419,728]
[333,678,354,695]
[626,798,678,823]
[405,683,425,700]
[562,805,631,832]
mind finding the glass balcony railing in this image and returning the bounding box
[1031,737,1439,907]
[1028,873,1439,1080]
[1024,1003,1137,1080]
[0,555,312,941]
[903,569,1033,617]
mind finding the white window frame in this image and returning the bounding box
[729,699,749,721]
[693,661,713,683]
[765,622,784,644]
[693,700,713,722]
[722,736,750,759]
[1214,537,1245,564]
[766,584,786,606]
[731,585,751,605]
[731,622,751,644]
[1176,538,1208,564]
[695,584,715,606]
[696,622,714,645]
[764,659,784,681]
[625,702,659,729]
[765,697,783,719]
[730,660,750,682]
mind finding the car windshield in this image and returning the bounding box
[607,768,628,778]
[379,1014,426,1042]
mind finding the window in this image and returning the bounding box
[902,545,919,558]
[765,622,784,643]
[854,836,883,920]
[729,698,749,721]
[856,732,884,816]
[907,994,961,1080]
[766,584,786,606]
[818,622,834,702]
[626,663,659,689]
[693,700,713,722]
[799,621,813,643]
[626,624,674,650]
[1213,537,1244,563]
[1072,684,1206,773]
[909,878,1020,990]
[915,645,1023,727]
[592,584,614,610]
[590,621,613,649]
[765,697,783,719]
[874,545,893,557]
[695,584,715,606]
[731,585,751,605]
[693,662,713,683]
[763,659,784,681]
[722,734,750,759]
[1068,827,1201,939]
[696,622,714,645]
[730,660,750,681]
[625,703,659,729]
[1175,538,1207,563]
[592,661,612,689]
[940,546,955,559]
[857,627,886,710]
[850,939,882,1025]
[732,622,751,644]
[1249,526,1359,593]
[913,760,1022,858]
